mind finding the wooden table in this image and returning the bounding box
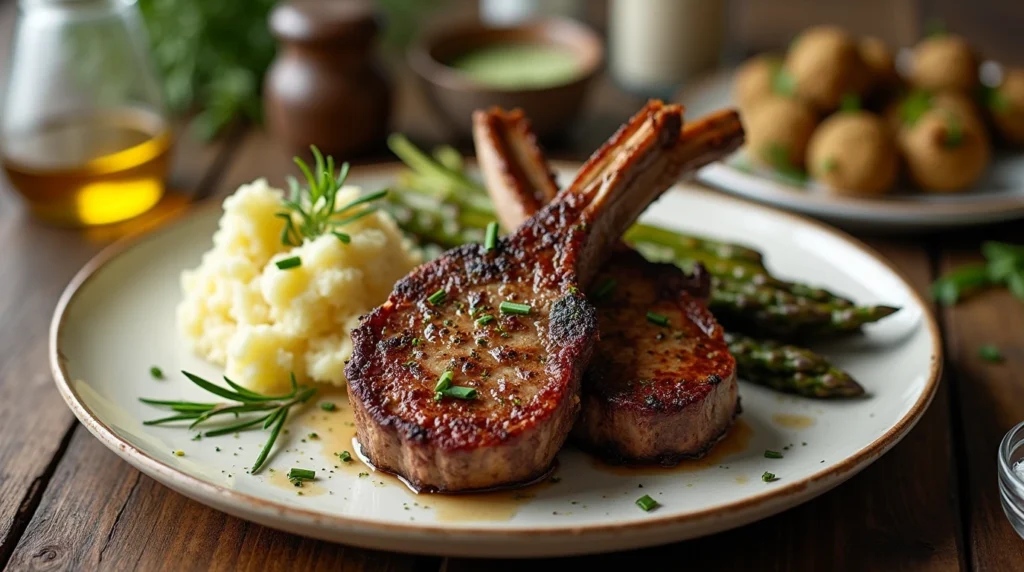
[3,17,1024,572]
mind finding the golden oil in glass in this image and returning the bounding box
[2,108,172,227]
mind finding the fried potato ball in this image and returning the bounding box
[884,90,984,145]
[901,107,991,192]
[784,25,867,111]
[744,96,818,169]
[988,67,1024,145]
[909,34,979,92]
[858,36,899,95]
[733,53,783,113]
[807,111,898,195]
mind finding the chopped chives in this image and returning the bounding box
[475,314,495,326]
[337,451,352,462]
[288,468,315,481]
[441,386,477,400]
[434,370,453,392]
[591,278,617,301]
[635,494,658,511]
[646,311,669,327]
[149,366,164,379]
[484,221,499,251]
[762,471,779,482]
[499,301,531,315]
[276,256,302,270]
[764,450,783,459]
[320,402,336,412]
[427,288,447,305]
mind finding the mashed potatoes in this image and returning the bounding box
[176,178,421,393]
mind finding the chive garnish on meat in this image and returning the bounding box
[646,311,669,327]
[442,386,477,399]
[275,256,302,270]
[484,221,499,251]
[434,370,453,392]
[475,314,495,326]
[499,301,531,315]
[427,288,447,305]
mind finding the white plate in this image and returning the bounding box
[678,71,1024,232]
[50,163,941,558]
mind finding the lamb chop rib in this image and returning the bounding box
[473,106,744,464]
[346,103,707,492]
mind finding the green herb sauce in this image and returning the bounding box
[447,44,581,89]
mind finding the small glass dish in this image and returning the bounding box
[999,420,1024,539]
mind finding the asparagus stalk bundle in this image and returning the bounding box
[382,134,889,398]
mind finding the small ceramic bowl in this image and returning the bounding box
[409,18,604,140]
[999,420,1024,539]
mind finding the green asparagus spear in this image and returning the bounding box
[724,332,864,398]
[623,223,764,265]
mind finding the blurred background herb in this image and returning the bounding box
[138,0,447,141]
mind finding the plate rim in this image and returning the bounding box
[48,161,944,545]
[678,69,1024,227]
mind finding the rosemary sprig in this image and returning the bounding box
[140,371,317,474]
[277,145,389,247]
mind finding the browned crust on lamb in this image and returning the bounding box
[472,105,744,465]
[346,102,691,491]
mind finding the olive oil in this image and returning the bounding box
[2,108,171,227]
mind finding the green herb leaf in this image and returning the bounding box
[771,68,796,97]
[900,90,934,127]
[635,494,659,511]
[320,402,336,412]
[149,366,164,379]
[930,263,990,306]
[979,344,1004,363]
[985,86,1010,114]
[944,112,963,148]
[839,93,861,112]
[141,370,316,474]
[762,471,779,482]
[337,451,352,462]
[275,256,302,270]
[764,450,784,459]
[1007,271,1024,302]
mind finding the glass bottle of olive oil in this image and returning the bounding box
[1,0,172,227]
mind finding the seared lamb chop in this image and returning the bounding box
[473,107,742,464]
[346,101,743,492]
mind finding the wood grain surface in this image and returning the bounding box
[1,2,1023,570]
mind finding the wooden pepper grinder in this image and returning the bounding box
[264,0,392,159]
